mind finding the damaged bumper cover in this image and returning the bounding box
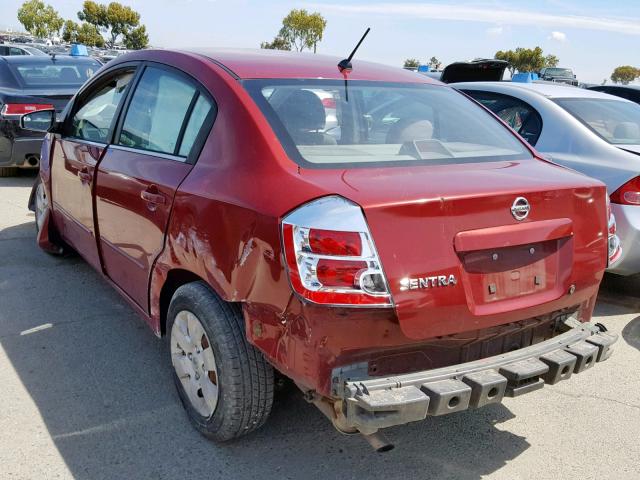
[334,320,617,434]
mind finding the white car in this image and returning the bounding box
[456,81,639,274]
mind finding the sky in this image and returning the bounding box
[2,0,640,83]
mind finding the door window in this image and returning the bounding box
[178,94,214,156]
[464,90,543,146]
[118,67,199,156]
[69,69,135,143]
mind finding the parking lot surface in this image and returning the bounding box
[1,172,639,480]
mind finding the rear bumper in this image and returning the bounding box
[0,136,44,168]
[334,319,617,434]
[608,203,640,275]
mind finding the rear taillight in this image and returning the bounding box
[281,196,391,307]
[606,195,621,266]
[610,176,640,205]
[1,103,54,116]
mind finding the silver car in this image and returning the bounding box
[455,82,640,275]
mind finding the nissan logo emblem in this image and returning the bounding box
[511,197,530,221]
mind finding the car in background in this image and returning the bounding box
[0,44,47,56]
[0,54,101,176]
[24,49,617,449]
[539,67,578,86]
[420,59,509,83]
[588,84,640,104]
[455,82,640,273]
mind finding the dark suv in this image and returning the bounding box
[539,67,578,86]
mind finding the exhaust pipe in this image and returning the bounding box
[305,389,395,452]
[25,155,39,167]
[362,431,395,452]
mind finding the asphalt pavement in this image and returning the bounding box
[1,172,639,480]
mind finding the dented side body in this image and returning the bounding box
[33,49,609,399]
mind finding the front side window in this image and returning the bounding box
[556,98,640,145]
[69,69,135,143]
[244,80,531,168]
[118,67,197,156]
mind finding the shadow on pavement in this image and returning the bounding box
[0,221,530,480]
[622,316,640,352]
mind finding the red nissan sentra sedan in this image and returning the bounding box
[24,49,618,450]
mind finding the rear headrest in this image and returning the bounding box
[614,122,640,140]
[386,118,434,144]
[275,90,326,131]
[59,67,79,82]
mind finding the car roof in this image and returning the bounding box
[180,48,439,83]
[454,81,628,100]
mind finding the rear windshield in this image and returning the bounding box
[556,98,640,145]
[9,59,100,87]
[244,80,531,168]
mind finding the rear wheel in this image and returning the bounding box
[167,282,274,441]
[34,178,48,234]
[0,167,18,177]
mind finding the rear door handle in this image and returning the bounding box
[141,187,165,206]
[78,168,92,184]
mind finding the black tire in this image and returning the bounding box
[32,176,70,255]
[167,282,274,441]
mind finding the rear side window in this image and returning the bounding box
[178,95,213,157]
[118,67,199,156]
[464,90,543,146]
[245,80,531,168]
[69,69,135,143]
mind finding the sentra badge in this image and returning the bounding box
[400,275,457,291]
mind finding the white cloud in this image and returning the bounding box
[313,3,640,36]
[549,31,567,42]
[486,26,504,36]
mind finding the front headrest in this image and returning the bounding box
[275,90,326,131]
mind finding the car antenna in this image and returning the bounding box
[338,27,370,101]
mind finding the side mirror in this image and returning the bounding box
[20,109,55,132]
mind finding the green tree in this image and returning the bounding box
[611,66,639,84]
[62,19,105,47]
[17,0,64,38]
[495,47,559,74]
[78,1,144,47]
[123,25,148,50]
[428,56,441,69]
[260,36,291,50]
[544,54,559,68]
[278,9,326,52]
[403,58,420,69]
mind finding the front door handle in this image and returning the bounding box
[78,168,92,184]
[141,186,165,207]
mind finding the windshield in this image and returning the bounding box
[9,59,100,87]
[546,68,573,76]
[556,98,640,145]
[245,80,531,168]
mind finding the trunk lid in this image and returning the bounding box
[302,159,607,340]
[440,59,508,84]
[2,88,75,114]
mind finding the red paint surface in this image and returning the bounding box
[36,50,609,396]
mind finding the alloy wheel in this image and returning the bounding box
[170,310,219,418]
